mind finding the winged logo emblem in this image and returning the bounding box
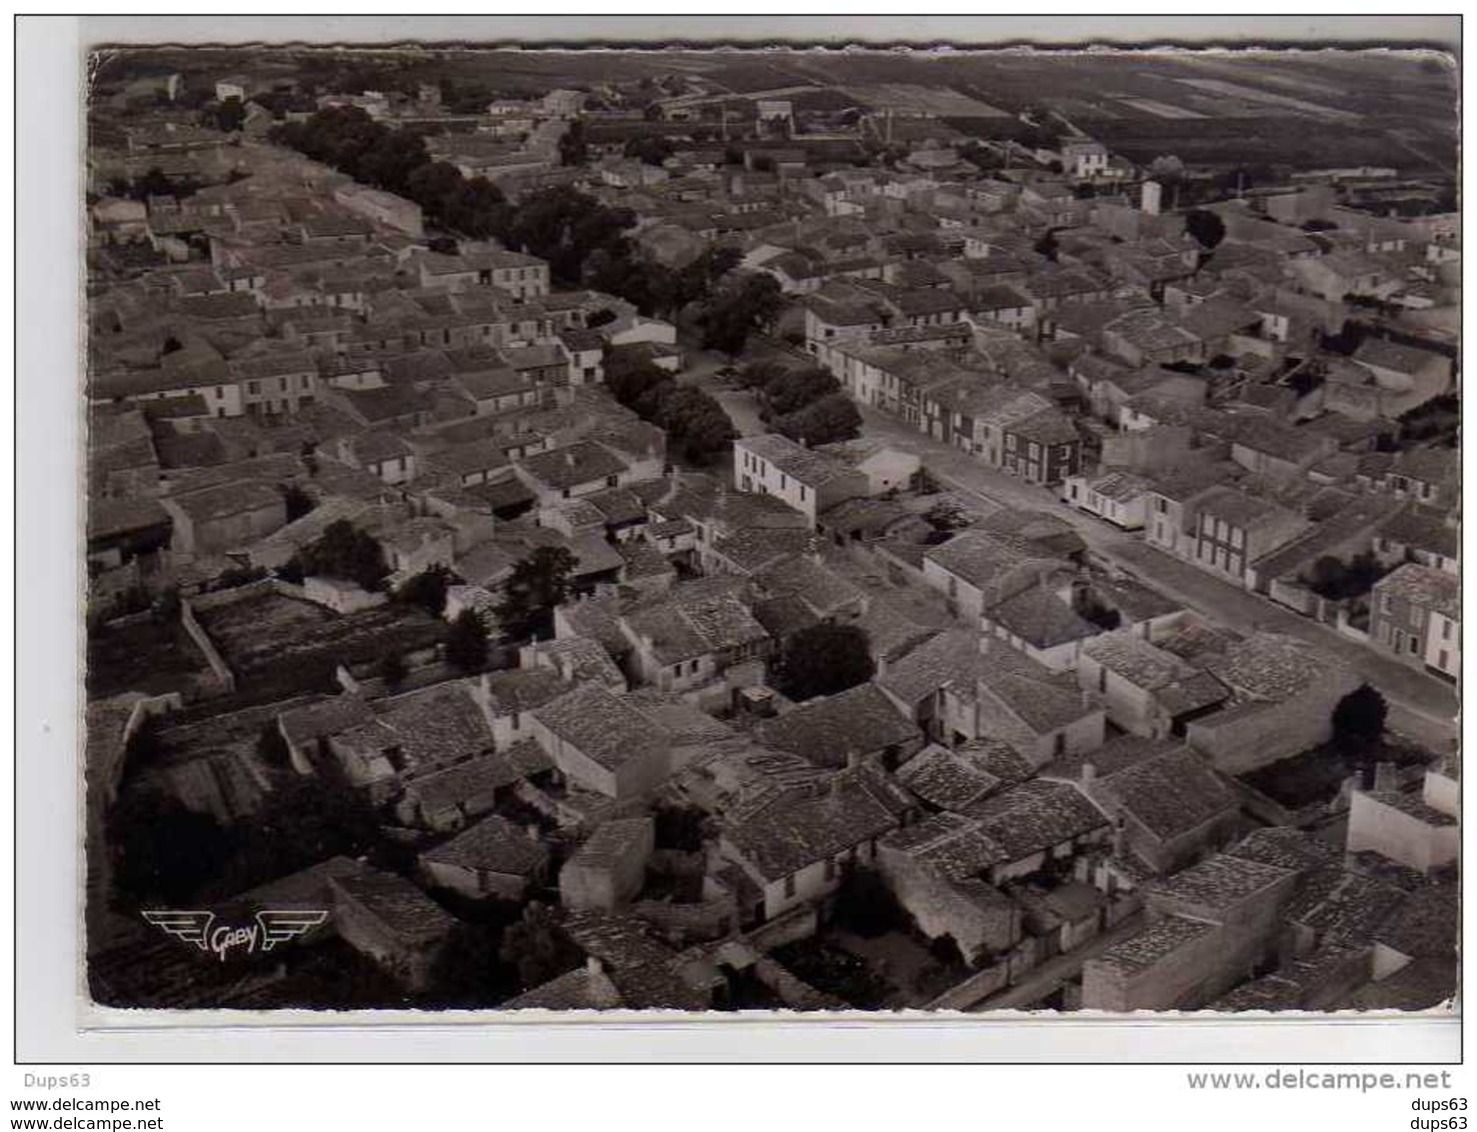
[256,909,329,951]
[141,910,215,951]
[142,908,329,959]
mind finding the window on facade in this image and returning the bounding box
[1231,527,1244,550]
[783,874,796,899]
[1439,650,1450,670]
[799,485,807,502]
[1443,620,1454,641]
[1409,637,1419,655]
[824,858,836,882]
[247,381,259,394]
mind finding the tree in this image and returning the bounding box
[358,129,431,195]
[606,357,674,410]
[213,96,247,133]
[1148,154,1185,183]
[498,902,582,991]
[625,135,675,167]
[735,359,790,392]
[698,272,784,356]
[406,160,466,213]
[1184,208,1226,251]
[1333,683,1388,790]
[297,519,389,592]
[831,866,907,938]
[774,392,862,447]
[775,623,875,702]
[1333,683,1388,747]
[397,563,454,617]
[762,366,839,418]
[445,609,491,672]
[494,546,576,643]
[657,385,738,465]
[282,483,315,522]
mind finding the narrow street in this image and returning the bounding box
[852,404,1459,750]
[671,344,1457,748]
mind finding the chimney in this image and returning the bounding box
[845,749,861,771]
[525,824,542,843]
[1373,761,1400,793]
[586,955,604,977]
[1080,761,1096,787]
[565,450,577,467]
[1141,180,1162,217]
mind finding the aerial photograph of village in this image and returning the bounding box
[82,41,1458,1014]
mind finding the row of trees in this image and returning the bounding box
[606,358,737,466]
[268,108,743,323]
[737,359,862,448]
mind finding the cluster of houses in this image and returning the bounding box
[85,65,1457,1013]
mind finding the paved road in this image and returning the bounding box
[855,404,1459,750]
[677,342,770,438]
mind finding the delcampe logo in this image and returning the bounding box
[142,909,329,962]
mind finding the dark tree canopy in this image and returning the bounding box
[212,96,247,133]
[606,358,735,466]
[445,609,491,672]
[397,563,456,617]
[295,519,389,592]
[698,272,784,356]
[1333,683,1388,747]
[774,392,862,448]
[776,622,876,702]
[1184,208,1227,251]
[282,483,315,522]
[762,366,839,418]
[494,547,577,643]
[1303,552,1389,602]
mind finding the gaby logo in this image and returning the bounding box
[142,910,329,962]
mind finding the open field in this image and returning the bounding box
[96,46,1457,175]
[844,82,1009,117]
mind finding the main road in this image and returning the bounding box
[851,403,1459,751]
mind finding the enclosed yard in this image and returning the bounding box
[194,591,448,702]
[87,616,213,700]
[1240,736,1434,811]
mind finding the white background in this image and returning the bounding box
[8,9,1468,1125]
